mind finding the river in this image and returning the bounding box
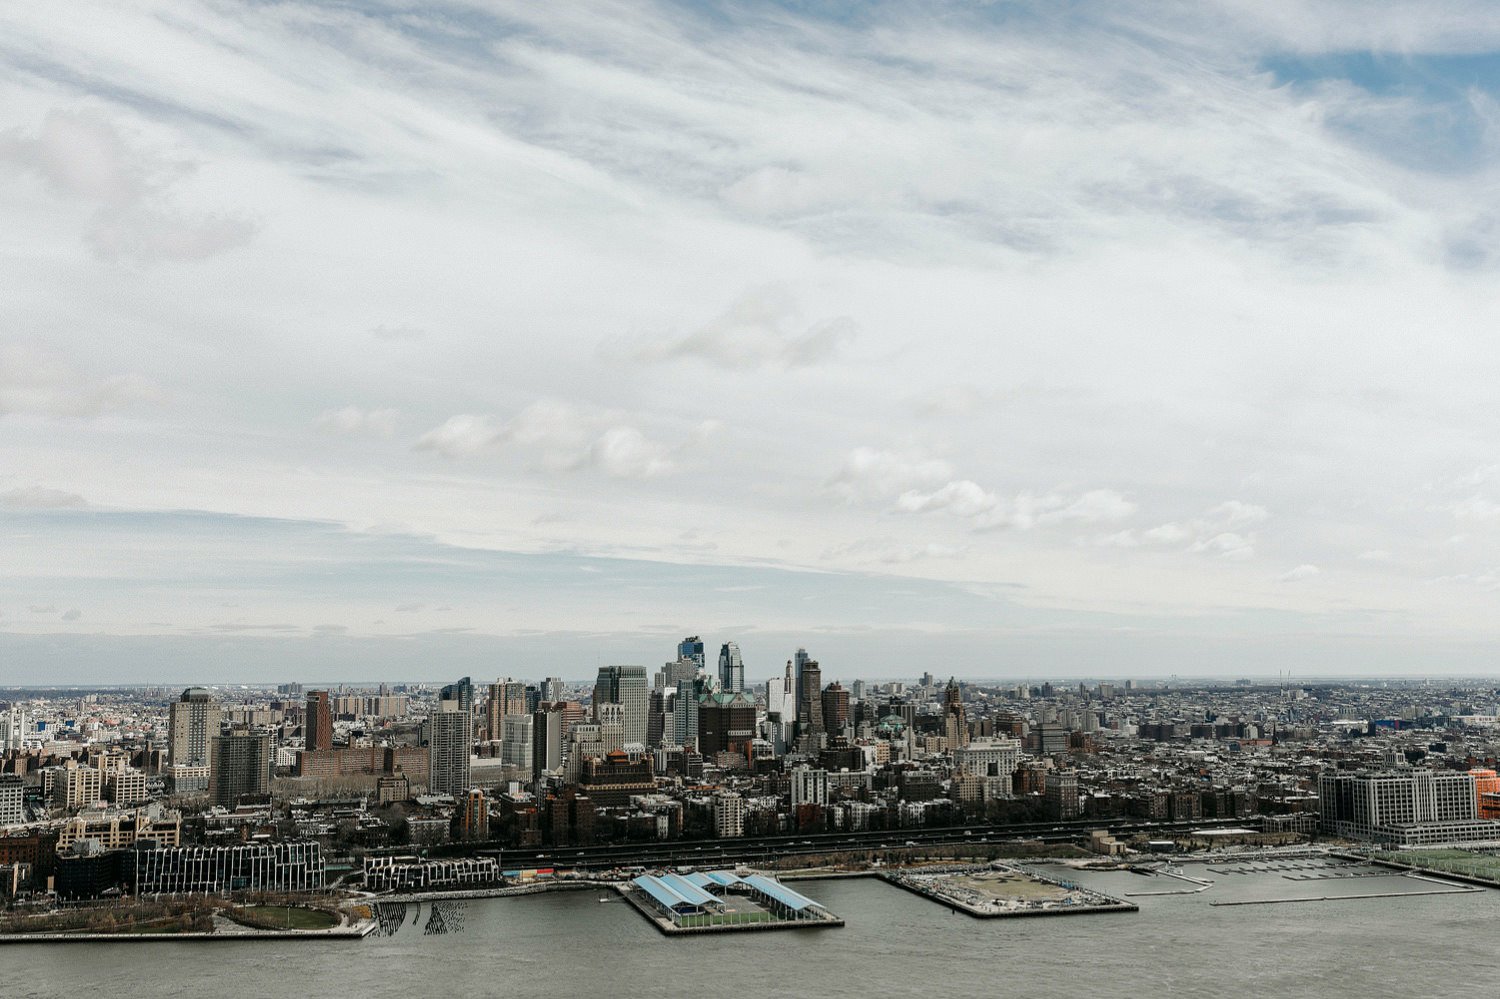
[2,857,1495,998]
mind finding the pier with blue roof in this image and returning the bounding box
[620,869,844,934]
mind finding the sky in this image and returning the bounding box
[5,1,1500,684]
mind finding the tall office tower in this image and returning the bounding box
[0,774,22,825]
[427,708,472,796]
[767,661,794,719]
[718,642,745,693]
[592,665,648,746]
[677,636,705,670]
[0,705,28,752]
[821,682,850,735]
[304,691,333,752]
[533,703,567,782]
[485,679,527,741]
[209,731,271,808]
[661,656,697,695]
[792,648,810,719]
[168,688,221,768]
[439,676,475,715]
[674,673,718,749]
[796,659,825,748]
[525,685,541,714]
[850,679,866,703]
[542,677,565,702]
[647,689,667,747]
[944,677,969,748]
[501,714,534,770]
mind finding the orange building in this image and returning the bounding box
[1470,769,1500,819]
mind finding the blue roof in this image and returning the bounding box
[657,872,721,907]
[632,875,700,912]
[684,872,719,889]
[703,871,743,887]
[742,874,815,911]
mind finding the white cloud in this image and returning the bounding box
[587,426,674,479]
[1193,532,1256,560]
[414,414,502,458]
[1280,563,1321,582]
[0,486,87,509]
[315,405,398,437]
[830,447,954,502]
[416,400,682,477]
[0,341,163,418]
[0,109,254,263]
[895,480,997,518]
[630,286,855,370]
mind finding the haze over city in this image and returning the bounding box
[7,2,1500,682]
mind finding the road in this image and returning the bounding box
[419,817,1253,872]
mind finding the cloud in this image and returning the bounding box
[315,405,398,437]
[1193,532,1256,560]
[61,608,81,621]
[587,426,674,478]
[0,342,163,418]
[630,287,855,370]
[830,447,954,502]
[895,479,997,518]
[1279,563,1321,582]
[414,414,504,458]
[0,109,254,263]
[0,486,87,509]
[417,400,685,477]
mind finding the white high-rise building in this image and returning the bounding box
[0,705,28,752]
[0,774,23,825]
[790,765,828,808]
[500,714,533,770]
[427,708,472,796]
[593,665,649,747]
[168,688,220,768]
[713,791,745,837]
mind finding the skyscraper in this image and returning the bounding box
[593,665,649,747]
[944,677,969,748]
[485,678,526,741]
[168,688,220,768]
[209,730,271,808]
[501,714,533,770]
[0,705,28,752]
[439,676,475,715]
[428,707,472,796]
[541,677,565,702]
[792,647,810,720]
[796,659,825,751]
[821,681,850,735]
[718,641,744,693]
[533,703,567,782]
[677,636,705,669]
[304,690,333,752]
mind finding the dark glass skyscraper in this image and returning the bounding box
[718,641,744,693]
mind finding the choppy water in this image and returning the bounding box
[3,858,1496,998]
